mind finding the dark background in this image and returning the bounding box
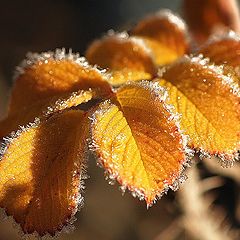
[0,0,179,84]
[0,1,183,239]
[0,1,239,240]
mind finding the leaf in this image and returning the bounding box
[91,81,190,206]
[183,0,240,44]
[0,89,93,138]
[198,31,240,68]
[9,49,112,114]
[86,32,157,86]
[156,55,240,163]
[132,9,189,65]
[0,110,88,236]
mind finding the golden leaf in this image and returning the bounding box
[183,0,240,44]
[132,9,189,64]
[0,89,93,138]
[86,33,157,86]
[156,55,240,163]
[198,32,240,68]
[9,49,112,114]
[91,81,189,205]
[0,110,88,236]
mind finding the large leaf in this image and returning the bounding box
[156,55,240,164]
[9,49,112,114]
[132,9,189,65]
[0,110,88,236]
[86,32,157,86]
[91,81,191,206]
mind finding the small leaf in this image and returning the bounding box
[86,32,157,86]
[198,31,240,68]
[0,110,88,236]
[132,9,189,65]
[156,55,240,163]
[183,0,240,44]
[9,49,112,114]
[0,89,93,138]
[91,81,190,206]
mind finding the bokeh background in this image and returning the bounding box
[0,1,240,240]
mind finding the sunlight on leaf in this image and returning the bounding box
[156,55,240,164]
[9,49,112,114]
[0,110,88,236]
[0,89,93,138]
[86,32,157,86]
[132,9,189,65]
[198,32,240,71]
[183,0,240,44]
[91,81,190,206]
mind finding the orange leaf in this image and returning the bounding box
[0,110,88,236]
[132,9,189,64]
[183,0,240,44]
[198,32,240,68]
[9,49,112,114]
[156,55,240,164]
[86,32,157,86]
[91,81,190,206]
[0,89,93,138]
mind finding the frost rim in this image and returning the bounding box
[89,30,154,58]
[14,48,108,80]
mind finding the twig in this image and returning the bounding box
[178,165,235,240]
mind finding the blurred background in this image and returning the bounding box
[0,1,240,239]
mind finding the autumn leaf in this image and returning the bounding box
[0,89,93,138]
[197,31,240,70]
[0,110,88,236]
[156,55,240,164]
[132,9,189,65]
[91,81,191,206]
[86,32,157,86]
[1,5,240,238]
[183,0,240,44]
[9,49,112,114]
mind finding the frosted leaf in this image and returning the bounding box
[155,9,187,32]
[204,30,240,47]
[14,48,105,80]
